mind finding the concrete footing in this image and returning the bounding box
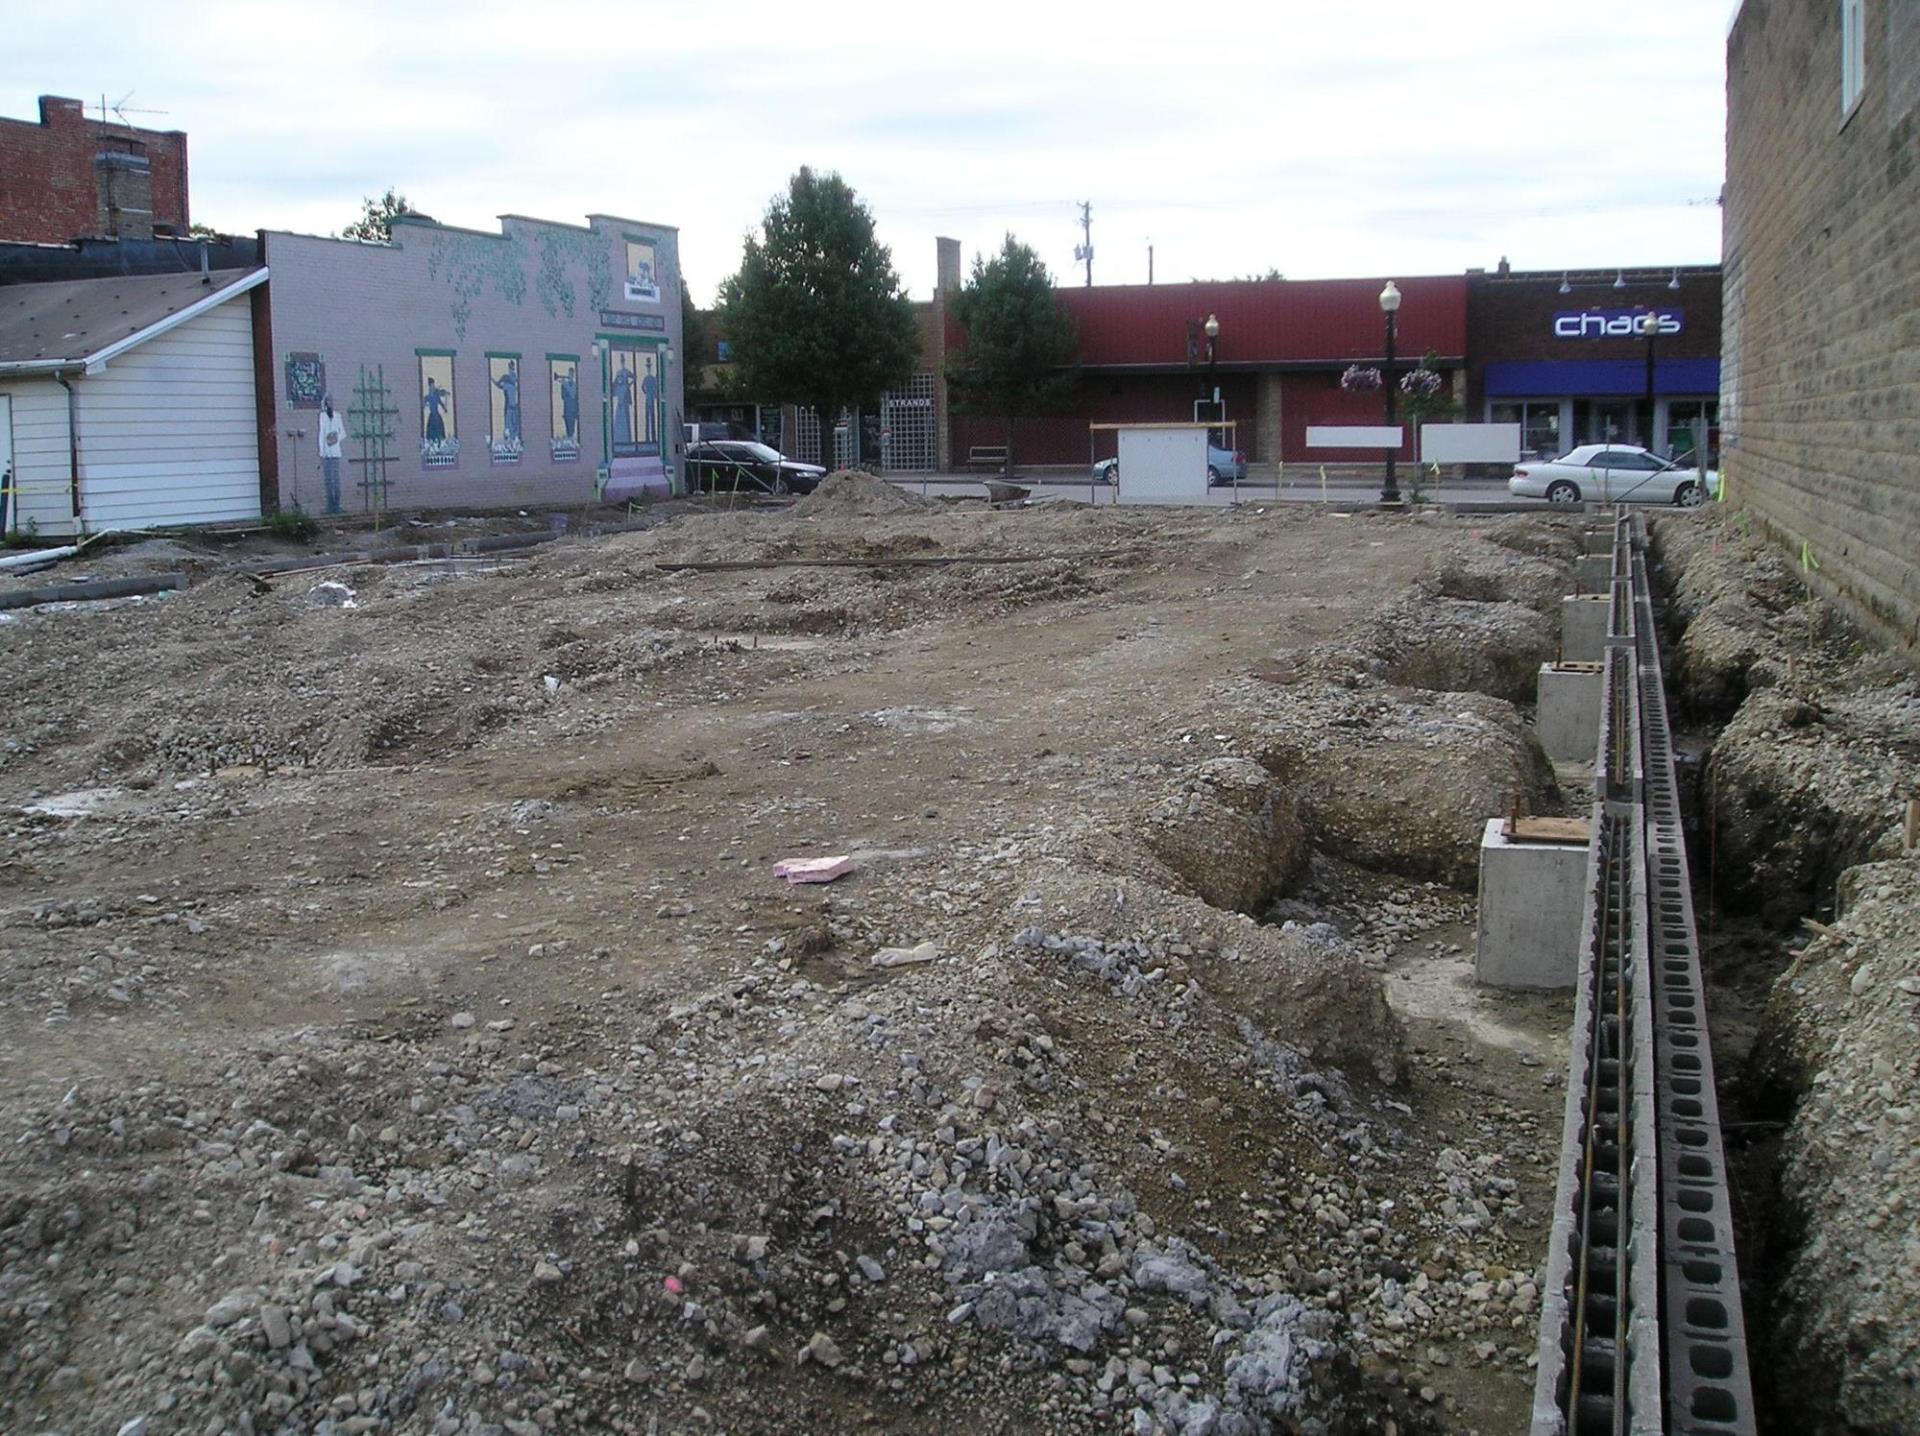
[1561,594,1610,662]
[1537,662,1604,763]
[1581,528,1613,556]
[1475,817,1589,989]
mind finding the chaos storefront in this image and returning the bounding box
[1467,265,1721,464]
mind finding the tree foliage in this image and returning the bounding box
[342,189,419,244]
[716,168,919,454]
[948,235,1078,476]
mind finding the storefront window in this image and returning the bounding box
[1666,400,1719,462]
[1492,400,1562,459]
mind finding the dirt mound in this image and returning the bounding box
[1247,682,1553,886]
[1751,856,1920,1433]
[791,470,932,518]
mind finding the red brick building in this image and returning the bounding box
[0,95,190,243]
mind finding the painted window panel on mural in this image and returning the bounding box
[418,351,459,469]
[549,355,581,463]
[608,345,661,460]
[487,354,523,465]
[623,236,659,304]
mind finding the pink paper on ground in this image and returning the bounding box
[772,855,855,884]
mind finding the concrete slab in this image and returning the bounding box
[1475,817,1589,989]
[1537,662,1604,763]
[1561,594,1611,662]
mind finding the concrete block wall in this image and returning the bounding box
[0,96,189,243]
[262,214,683,515]
[1725,0,1920,662]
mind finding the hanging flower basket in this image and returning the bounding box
[1400,367,1444,398]
[1340,365,1382,393]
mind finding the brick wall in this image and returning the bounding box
[1725,0,1920,660]
[0,96,189,243]
[262,213,684,514]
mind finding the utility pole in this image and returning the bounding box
[1073,201,1093,287]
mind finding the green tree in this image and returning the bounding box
[717,168,918,467]
[341,189,420,243]
[680,285,714,373]
[948,235,1078,479]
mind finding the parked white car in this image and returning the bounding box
[1509,445,1720,507]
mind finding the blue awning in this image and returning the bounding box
[1484,358,1719,398]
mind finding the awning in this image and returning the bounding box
[1484,358,1719,398]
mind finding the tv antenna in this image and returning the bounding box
[98,90,168,127]
[1073,200,1093,287]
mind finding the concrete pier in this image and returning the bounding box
[1575,553,1613,591]
[1475,817,1589,989]
[1561,594,1610,662]
[1537,661,1604,763]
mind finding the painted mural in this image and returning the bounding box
[285,351,326,410]
[549,356,580,462]
[623,236,660,304]
[488,354,523,464]
[418,352,459,469]
[608,345,661,460]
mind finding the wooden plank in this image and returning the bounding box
[1506,816,1592,845]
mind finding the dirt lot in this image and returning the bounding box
[0,482,1582,1435]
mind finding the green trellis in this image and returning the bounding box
[348,364,399,526]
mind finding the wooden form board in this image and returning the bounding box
[1504,816,1592,846]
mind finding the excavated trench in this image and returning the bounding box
[1647,514,1920,1436]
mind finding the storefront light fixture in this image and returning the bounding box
[1559,273,1572,295]
[1668,269,1682,290]
[1613,270,1626,289]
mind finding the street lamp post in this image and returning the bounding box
[1203,313,1220,427]
[1379,280,1402,504]
[1640,309,1660,453]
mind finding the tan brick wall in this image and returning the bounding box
[1724,0,1920,660]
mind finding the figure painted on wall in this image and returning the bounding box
[418,353,460,468]
[488,355,524,464]
[611,353,637,445]
[641,354,659,445]
[424,377,450,442]
[550,357,581,462]
[624,238,660,304]
[316,393,346,515]
[494,359,521,441]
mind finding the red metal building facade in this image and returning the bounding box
[947,272,1468,466]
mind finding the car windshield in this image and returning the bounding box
[739,442,782,463]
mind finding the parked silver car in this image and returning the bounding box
[1508,444,1720,506]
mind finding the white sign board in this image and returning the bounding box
[1306,425,1404,448]
[1420,423,1521,464]
[1116,427,1210,506]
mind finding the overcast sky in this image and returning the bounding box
[6,1,1731,304]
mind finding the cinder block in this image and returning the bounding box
[1561,594,1610,662]
[1537,662,1604,763]
[1475,818,1589,989]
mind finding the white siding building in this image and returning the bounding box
[0,267,266,537]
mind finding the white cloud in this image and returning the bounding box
[4,0,1728,301]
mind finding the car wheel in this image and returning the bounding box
[772,476,790,496]
[1545,479,1581,506]
[1675,481,1704,508]
[1207,466,1222,485]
